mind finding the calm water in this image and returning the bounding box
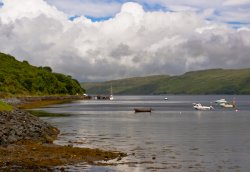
[40,95,250,172]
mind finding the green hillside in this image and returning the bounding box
[0,52,84,97]
[82,68,250,95]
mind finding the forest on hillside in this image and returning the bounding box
[0,52,84,97]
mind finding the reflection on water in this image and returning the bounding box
[40,95,250,171]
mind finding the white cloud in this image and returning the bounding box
[45,0,121,17]
[43,0,250,26]
[0,0,250,81]
[0,0,67,23]
[223,0,250,6]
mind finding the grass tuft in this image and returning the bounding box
[0,101,13,111]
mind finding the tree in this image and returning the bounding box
[43,66,53,72]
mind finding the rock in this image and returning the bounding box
[0,109,59,145]
[7,135,17,143]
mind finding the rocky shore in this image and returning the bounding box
[0,109,59,145]
[0,97,126,170]
[0,95,88,145]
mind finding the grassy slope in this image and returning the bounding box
[82,75,170,95]
[0,52,84,97]
[82,68,250,95]
[157,69,250,94]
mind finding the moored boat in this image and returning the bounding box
[109,85,114,100]
[215,99,227,105]
[109,95,114,100]
[193,103,214,110]
[215,98,236,108]
[220,102,235,108]
[134,108,152,113]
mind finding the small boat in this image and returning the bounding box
[134,108,152,113]
[164,97,168,100]
[193,103,214,110]
[109,85,114,100]
[220,102,235,108]
[109,95,114,101]
[215,99,227,104]
[219,98,236,108]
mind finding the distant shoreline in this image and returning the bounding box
[3,95,90,109]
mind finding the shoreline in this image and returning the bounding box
[3,95,91,109]
[0,96,126,170]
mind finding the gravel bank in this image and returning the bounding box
[0,109,59,145]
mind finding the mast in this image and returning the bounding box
[109,85,114,100]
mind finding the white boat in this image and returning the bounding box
[220,102,235,108]
[193,103,214,110]
[109,95,114,100]
[215,99,227,104]
[215,98,236,108]
[109,85,114,100]
[164,97,168,100]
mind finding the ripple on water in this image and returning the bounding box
[42,95,250,171]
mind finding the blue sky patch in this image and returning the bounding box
[85,15,112,22]
[69,15,112,22]
[69,15,80,21]
[142,3,168,12]
[227,21,247,25]
[227,21,249,29]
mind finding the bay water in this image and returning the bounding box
[39,95,250,171]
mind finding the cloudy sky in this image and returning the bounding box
[0,0,250,81]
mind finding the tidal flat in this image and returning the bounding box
[0,140,126,171]
[0,97,126,171]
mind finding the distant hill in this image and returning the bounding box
[82,68,250,95]
[0,52,84,97]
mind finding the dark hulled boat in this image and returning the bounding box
[134,108,152,113]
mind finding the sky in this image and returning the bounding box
[0,0,250,81]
